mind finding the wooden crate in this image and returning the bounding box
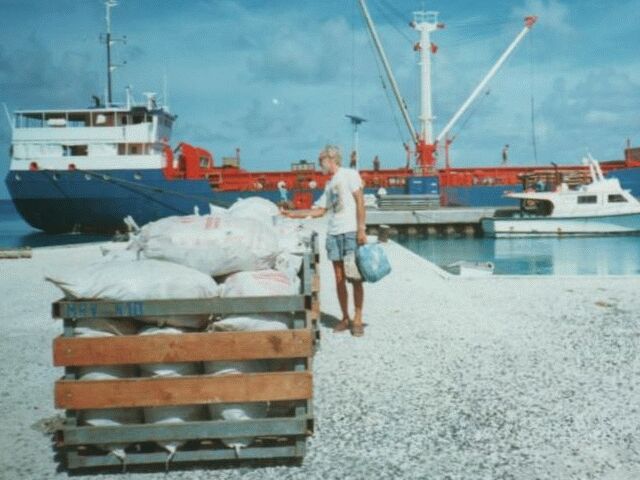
[52,241,319,471]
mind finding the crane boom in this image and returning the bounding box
[358,0,418,145]
[436,16,537,144]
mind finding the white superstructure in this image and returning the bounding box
[9,101,173,172]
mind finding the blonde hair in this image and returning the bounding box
[319,144,342,166]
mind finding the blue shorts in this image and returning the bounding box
[326,232,357,262]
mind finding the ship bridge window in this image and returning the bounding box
[118,143,149,155]
[132,114,145,124]
[199,156,210,168]
[92,112,114,126]
[63,145,88,156]
[577,195,597,204]
[67,112,90,127]
[608,194,628,203]
[18,113,44,128]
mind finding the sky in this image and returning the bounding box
[1,0,639,199]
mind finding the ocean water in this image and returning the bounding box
[397,234,640,275]
[0,200,110,248]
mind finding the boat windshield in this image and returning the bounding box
[521,199,553,216]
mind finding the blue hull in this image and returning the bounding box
[441,184,522,207]
[4,169,404,233]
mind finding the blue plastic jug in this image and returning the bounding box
[356,243,391,283]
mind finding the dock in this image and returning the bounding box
[366,206,501,236]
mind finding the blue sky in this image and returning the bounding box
[1,0,639,199]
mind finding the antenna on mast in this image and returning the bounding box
[346,114,367,170]
[102,0,126,107]
[163,69,169,110]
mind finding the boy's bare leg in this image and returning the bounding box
[332,261,350,331]
[353,280,363,325]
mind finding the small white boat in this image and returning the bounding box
[444,260,495,276]
[481,155,640,237]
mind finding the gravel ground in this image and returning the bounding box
[1,231,639,479]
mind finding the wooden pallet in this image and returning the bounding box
[52,239,319,471]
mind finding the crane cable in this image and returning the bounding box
[529,31,539,164]
[43,168,233,209]
[358,5,408,147]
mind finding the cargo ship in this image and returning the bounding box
[4,1,640,233]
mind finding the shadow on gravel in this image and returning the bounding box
[319,312,341,329]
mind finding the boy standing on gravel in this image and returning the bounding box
[281,145,367,337]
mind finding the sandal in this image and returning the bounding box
[333,318,351,333]
[351,322,365,337]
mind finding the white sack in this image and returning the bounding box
[213,314,291,332]
[221,270,299,297]
[137,215,280,276]
[228,197,279,225]
[46,259,219,301]
[73,318,138,337]
[45,259,220,329]
[203,360,269,449]
[273,220,312,254]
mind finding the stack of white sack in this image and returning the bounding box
[134,214,280,277]
[75,320,142,462]
[214,268,295,437]
[138,326,207,460]
[46,259,220,329]
[203,360,270,449]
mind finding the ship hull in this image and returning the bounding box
[5,168,404,233]
[481,212,640,237]
[6,166,640,233]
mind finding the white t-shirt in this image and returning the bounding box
[314,167,363,235]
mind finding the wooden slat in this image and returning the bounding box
[312,274,320,293]
[55,371,312,410]
[53,330,313,367]
[59,417,310,446]
[52,295,305,320]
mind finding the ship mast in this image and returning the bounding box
[103,0,125,107]
[358,0,536,172]
[412,11,442,146]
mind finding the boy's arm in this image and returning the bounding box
[281,207,326,219]
[353,188,367,245]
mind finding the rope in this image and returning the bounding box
[44,168,233,210]
[373,0,414,45]
[361,10,408,147]
[449,89,491,143]
[370,0,415,45]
